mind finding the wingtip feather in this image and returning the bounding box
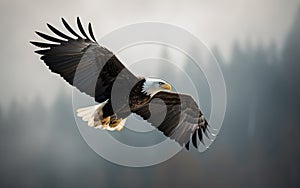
[192,131,198,148]
[185,141,190,150]
[88,22,97,42]
[76,17,90,40]
[61,17,81,38]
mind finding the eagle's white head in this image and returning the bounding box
[142,78,172,97]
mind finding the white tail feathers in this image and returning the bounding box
[76,104,102,127]
[76,100,126,131]
[76,100,108,129]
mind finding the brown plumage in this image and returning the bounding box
[31,17,211,150]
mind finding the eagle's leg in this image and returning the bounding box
[109,116,124,131]
[101,116,111,129]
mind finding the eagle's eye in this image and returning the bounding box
[158,82,164,85]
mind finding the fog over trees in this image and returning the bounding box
[1,8,300,188]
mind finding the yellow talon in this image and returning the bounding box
[101,116,111,128]
[109,118,122,128]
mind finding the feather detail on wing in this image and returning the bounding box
[132,91,210,150]
[31,17,138,103]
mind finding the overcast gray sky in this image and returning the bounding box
[0,0,299,108]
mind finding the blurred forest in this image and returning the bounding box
[1,9,300,188]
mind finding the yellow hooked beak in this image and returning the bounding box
[160,83,172,90]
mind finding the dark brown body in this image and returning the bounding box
[102,78,150,120]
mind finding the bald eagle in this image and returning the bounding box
[31,17,210,150]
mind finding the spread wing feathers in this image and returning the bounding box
[31,17,137,103]
[133,91,210,150]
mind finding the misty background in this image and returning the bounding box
[1,0,300,187]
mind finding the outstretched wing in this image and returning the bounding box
[133,91,210,150]
[31,17,138,103]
